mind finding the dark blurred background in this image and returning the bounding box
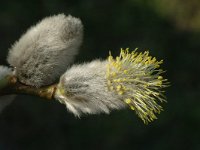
[0,0,200,150]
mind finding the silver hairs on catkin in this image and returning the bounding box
[0,66,15,113]
[7,14,83,87]
[55,49,168,123]
[55,60,126,117]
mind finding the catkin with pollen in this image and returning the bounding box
[55,49,168,124]
[7,14,83,87]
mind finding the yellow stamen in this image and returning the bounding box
[106,48,168,124]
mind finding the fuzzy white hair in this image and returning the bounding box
[0,66,15,113]
[7,14,83,87]
[55,60,126,116]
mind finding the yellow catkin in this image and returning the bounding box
[106,48,168,124]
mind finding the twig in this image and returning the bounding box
[0,75,57,100]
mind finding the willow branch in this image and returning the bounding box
[0,75,57,100]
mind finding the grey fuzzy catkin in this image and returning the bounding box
[0,66,15,113]
[55,60,126,117]
[7,14,83,87]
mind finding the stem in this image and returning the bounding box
[0,75,57,100]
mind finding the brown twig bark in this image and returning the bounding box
[0,75,57,100]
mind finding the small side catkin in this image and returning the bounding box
[0,66,15,113]
[7,14,83,87]
[55,48,169,124]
